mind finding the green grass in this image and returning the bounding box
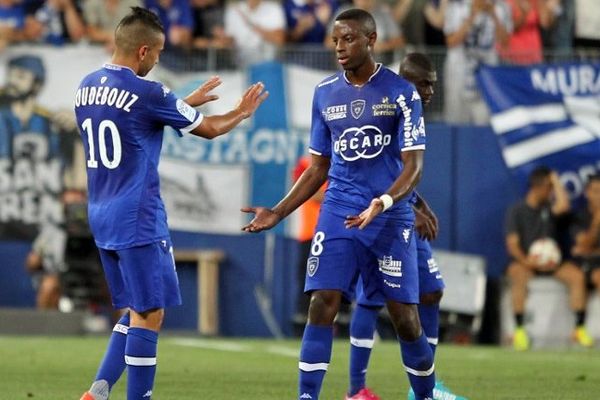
[1,335,598,399]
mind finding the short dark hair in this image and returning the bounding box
[585,173,600,188]
[528,166,552,188]
[335,8,376,35]
[401,53,434,74]
[115,7,164,51]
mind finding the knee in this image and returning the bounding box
[307,291,340,325]
[387,302,421,341]
[420,290,443,305]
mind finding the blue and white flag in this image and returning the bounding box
[477,63,600,199]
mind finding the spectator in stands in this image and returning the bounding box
[25,222,67,309]
[505,166,593,350]
[83,0,141,49]
[329,0,405,64]
[443,0,511,125]
[284,0,336,45]
[25,0,85,45]
[541,0,573,57]
[223,0,286,67]
[191,0,228,49]
[499,0,558,64]
[0,0,28,50]
[144,0,193,48]
[392,0,448,47]
[570,174,600,295]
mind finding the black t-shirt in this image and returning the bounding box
[505,201,557,253]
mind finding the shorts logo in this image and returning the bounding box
[307,257,319,277]
[403,228,411,243]
[378,256,402,277]
[351,99,366,119]
[427,258,439,273]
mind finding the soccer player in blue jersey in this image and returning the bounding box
[74,7,268,400]
[242,9,435,400]
[346,53,467,400]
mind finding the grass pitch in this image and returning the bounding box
[0,335,598,400]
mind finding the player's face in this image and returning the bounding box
[331,19,374,71]
[412,71,437,106]
[138,33,165,77]
[585,181,600,209]
[537,177,554,202]
[6,67,38,98]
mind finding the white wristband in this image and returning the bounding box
[379,194,393,212]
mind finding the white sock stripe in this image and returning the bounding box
[125,355,157,366]
[426,337,439,345]
[298,361,329,372]
[113,324,128,335]
[350,336,375,349]
[404,363,435,377]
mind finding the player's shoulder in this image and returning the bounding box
[315,71,343,91]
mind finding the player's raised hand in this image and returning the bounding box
[241,206,281,233]
[185,75,222,107]
[236,82,269,119]
[344,198,384,230]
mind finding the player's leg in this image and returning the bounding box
[591,268,600,294]
[506,261,533,350]
[347,278,382,398]
[366,223,434,400]
[36,273,61,309]
[553,262,593,347]
[121,239,181,399]
[299,210,358,400]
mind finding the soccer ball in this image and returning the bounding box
[528,238,562,266]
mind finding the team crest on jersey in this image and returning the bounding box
[351,99,366,119]
[307,257,319,277]
[334,125,392,161]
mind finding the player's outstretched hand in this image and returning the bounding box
[241,206,281,233]
[236,82,269,119]
[344,198,384,230]
[185,76,222,107]
[415,208,438,241]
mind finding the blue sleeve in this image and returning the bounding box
[396,83,426,152]
[147,83,203,136]
[308,88,331,157]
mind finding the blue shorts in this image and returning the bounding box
[98,239,182,313]
[304,207,419,304]
[357,237,445,307]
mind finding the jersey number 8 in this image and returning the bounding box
[81,118,122,169]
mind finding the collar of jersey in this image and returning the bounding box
[103,63,136,75]
[342,63,382,86]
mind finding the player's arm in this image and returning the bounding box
[413,191,439,240]
[572,213,600,255]
[345,149,424,230]
[242,154,330,233]
[189,83,268,140]
[505,232,535,268]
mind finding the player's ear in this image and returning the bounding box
[367,31,377,49]
[139,45,149,61]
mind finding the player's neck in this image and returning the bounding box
[110,53,140,75]
[344,59,377,87]
[525,192,544,209]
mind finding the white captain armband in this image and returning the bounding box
[379,194,393,212]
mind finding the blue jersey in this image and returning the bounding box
[74,64,203,250]
[309,64,426,223]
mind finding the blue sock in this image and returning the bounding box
[348,305,379,396]
[93,312,130,392]
[418,303,439,357]
[298,324,333,400]
[125,327,158,400]
[399,333,435,400]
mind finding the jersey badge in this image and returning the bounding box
[351,99,366,119]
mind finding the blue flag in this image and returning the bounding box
[477,62,600,200]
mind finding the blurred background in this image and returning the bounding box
[1,0,600,350]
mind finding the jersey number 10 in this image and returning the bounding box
[81,118,122,169]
